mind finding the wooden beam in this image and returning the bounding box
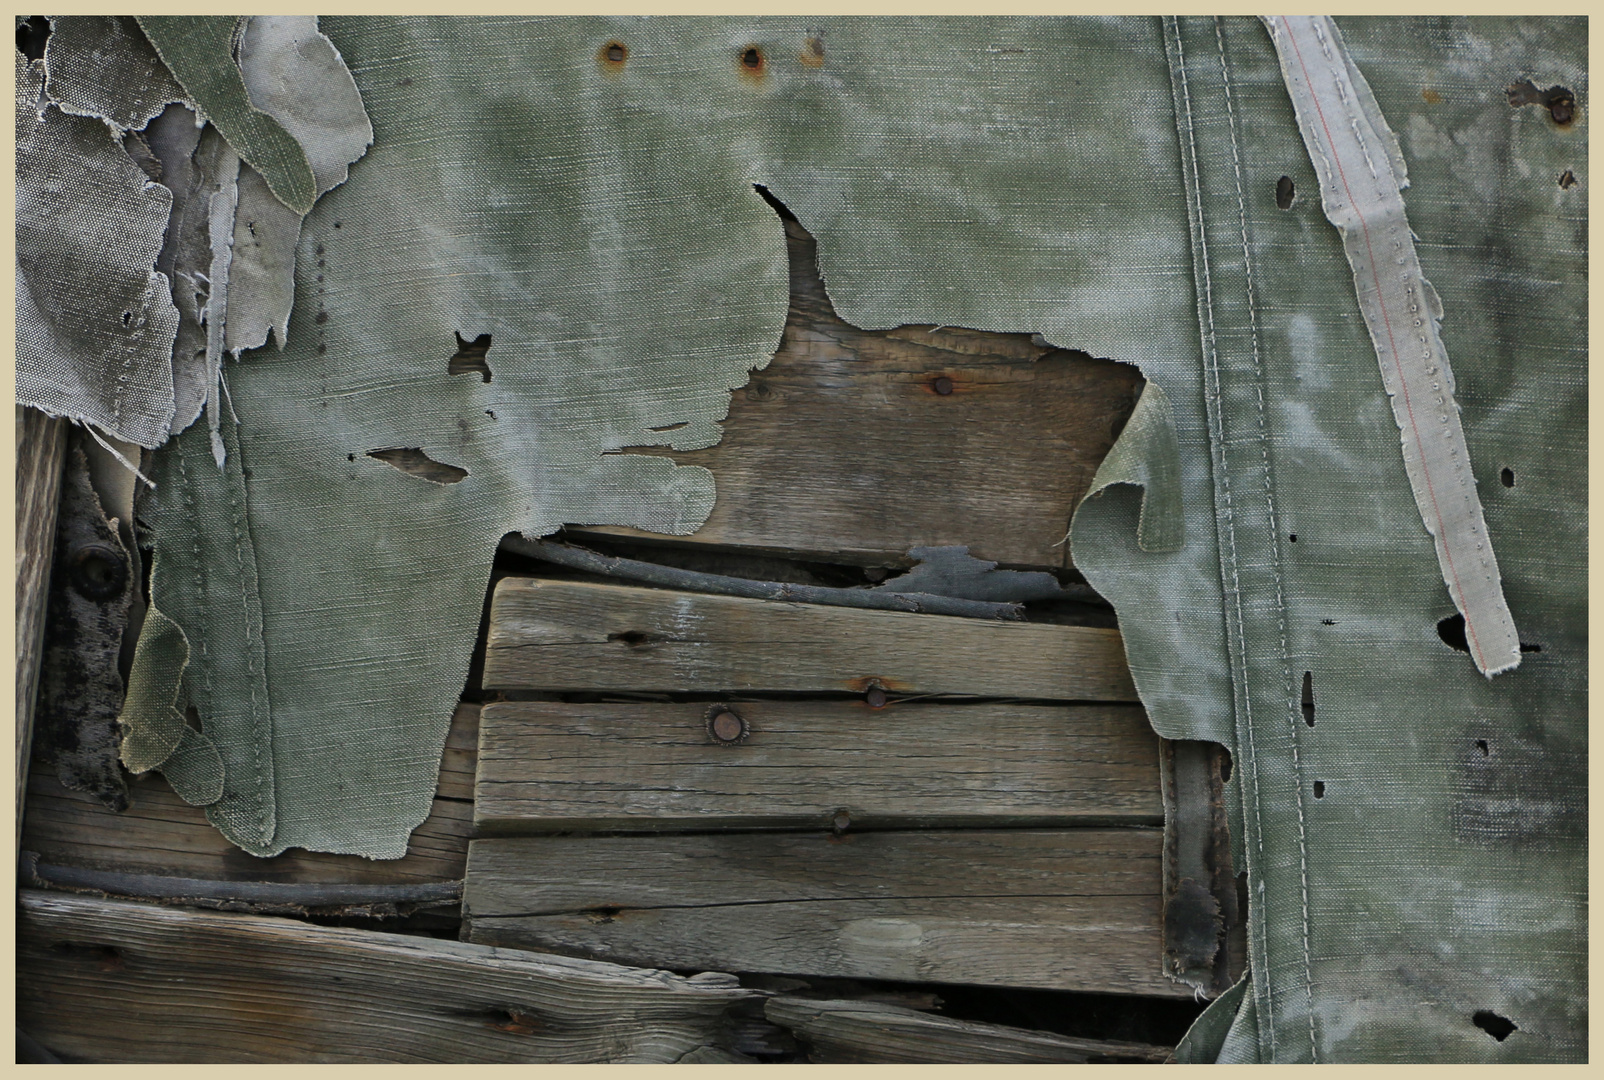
[483,578,1137,701]
[16,890,756,1063]
[21,703,478,886]
[475,700,1160,832]
[15,407,69,847]
[464,829,1185,998]
[572,217,1142,570]
[765,996,1172,1063]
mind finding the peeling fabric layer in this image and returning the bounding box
[1073,16,1584,1061]
[15,50,179,448]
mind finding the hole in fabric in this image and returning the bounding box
[485,410,496,419]
[1288,533,1297,543]
[607,630,655,647]
[1275,175,1295,209]
[648,421,689,433]
[1500,467,1515,487]
[1312,781,1325,799]
[1472,1011,1517,1041]
[1301,671,1315,727]
[366,448,468,485]
[1519,642,1543,654]
[121,311,133,327]
[742,46,764,69]
[599,40,628,66]
[1437,613,1470,653]
[1475,738,1489,757]
[333,221,343,229]
[1507,80,1575,125]
[16,16,49,61]
[1218,747,1233,783]
[448,332,493,382]
[738,45,767,81]
[347,453,355,461]
[801,35,826,67]
[1320,618,1335,625]
[1559,169,1578,189]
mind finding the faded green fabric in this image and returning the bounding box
[1076,15,1584,1061]
[1073,380,1184,554]
[140,16,1194,859]
[116,16,1584,1060]
[117,604,189,773]
[136,16,317,214]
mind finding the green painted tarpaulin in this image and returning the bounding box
[22,16,1583,1062]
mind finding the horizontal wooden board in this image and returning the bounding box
[20,704,478,886]
[465,829,1184,997]
[475,700,1161,832]
[572,216,1142,570]
[483,578,1136,701]
[765,996,1172,1064]
[16,890,753,1063]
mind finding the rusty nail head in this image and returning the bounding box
[708,707,747,744]
[865,686,888,709]
[932,376,954,395]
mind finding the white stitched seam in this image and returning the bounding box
[1217,16,1318,1061]
[1166,15,1278,1056]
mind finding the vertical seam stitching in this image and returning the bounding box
[1164,14,1279,1058]
[1214,16,1318,1061]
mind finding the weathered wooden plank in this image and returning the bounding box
[16,407,69,846]
[573,216,1142,570]
[16,890,755,1063]
[464,829,1184,997]
[765,996,1172,1064]
[475,700,1160,832]
[483,578,1137,701]
[21,703,478,886]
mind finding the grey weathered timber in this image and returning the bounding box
[483,578,1137,701]
[21,704,477,885]
[475,700,1161,832]
[16,890,755,1063]
[572,216,1142,570]
[464,829,1185,997]
[765,996,1172,1063]
[15,407,69,847]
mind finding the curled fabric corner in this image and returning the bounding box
[136,16,318,215]
[1170,973,1251,1063]
[161,727,226,807]
[117,605,192,774]
[1072,379,1184,555]
[1262,15,1520,678]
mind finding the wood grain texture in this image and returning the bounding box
[15,407,69,845]
[572,216,1143,569]
[21,703,478,885]
[475,699,1161,832]
[483,578,1137,701]
[464,829,1184,997]
[765,996,1172,1064]
[16,890,755,1063]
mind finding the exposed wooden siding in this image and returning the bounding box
[572,217,1142,570]
[464,829,1184,998]
[475,699,1161,832]
[483,578,1137,701]
[17,890,754,1063]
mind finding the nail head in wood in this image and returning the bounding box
[707,707,748,745]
